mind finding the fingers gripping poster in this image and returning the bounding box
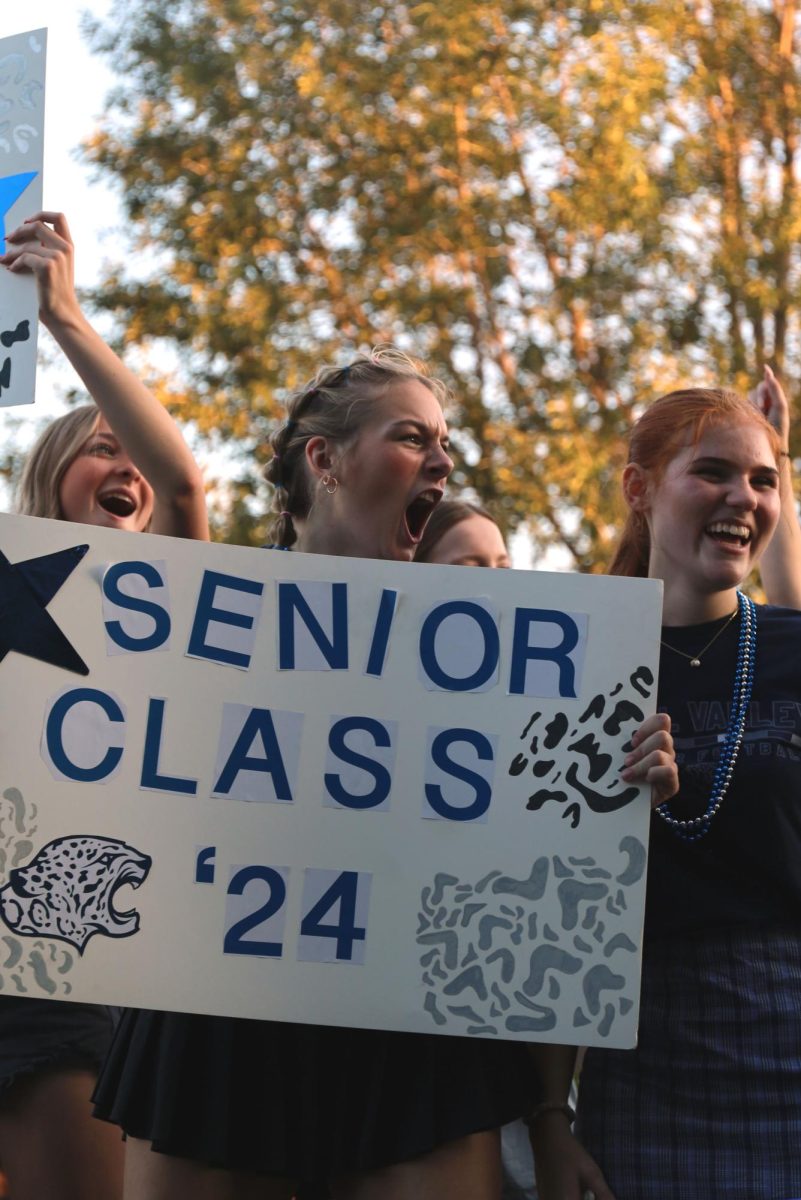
[0,28,46,408]
[0,514,662,1048]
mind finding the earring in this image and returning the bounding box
[321,474,339,494]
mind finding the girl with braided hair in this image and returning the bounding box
[263,350,452,558]
[94,347,541,1200]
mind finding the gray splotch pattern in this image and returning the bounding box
[0,40,44,159]
[417,837,646,1038]
[1,939,77,997]
[0,787,152,996]
[0,788,75,995]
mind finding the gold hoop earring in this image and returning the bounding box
[321,474,338,494]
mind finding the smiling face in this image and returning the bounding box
[305,379,452,560]
[427,513,510,568]
[58,417,154,532]
[629,417,781,615]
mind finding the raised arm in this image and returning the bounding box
[752,366,801,608]
[1,211,209,540]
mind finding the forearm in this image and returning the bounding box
[527,1041,577,1105]
[45,308,209,540]
[760,456,801,608]
[527,1043,615,1200]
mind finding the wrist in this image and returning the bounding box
[41,304,93,346]
[524,1100,576,1131]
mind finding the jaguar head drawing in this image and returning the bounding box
[0,835,152,954]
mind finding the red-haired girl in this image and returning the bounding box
[532,387,801,1200]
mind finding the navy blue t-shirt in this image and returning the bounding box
[646,604,801,938]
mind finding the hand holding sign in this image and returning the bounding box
[620,711,676,806]
[4,204,208,540]
[1,211,80,330]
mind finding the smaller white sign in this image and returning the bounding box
[0,29,46,408]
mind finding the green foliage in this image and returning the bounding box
[83,0,801,559]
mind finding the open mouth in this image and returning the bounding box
[99,492,137,519]
[404,490,442,542]
[109,855,152,927]
[706,521,751,548]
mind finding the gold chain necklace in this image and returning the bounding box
[660,605,739,668]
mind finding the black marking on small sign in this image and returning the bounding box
[0,319,30,348]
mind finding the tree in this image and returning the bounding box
[83,0,801,560]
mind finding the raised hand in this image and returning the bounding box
[1,209,208,540]
[751,364,790,451]
[1,210,80,331]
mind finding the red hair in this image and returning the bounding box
[610,388,782,578]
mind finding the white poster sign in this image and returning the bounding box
[0,28,46,408]
[0,514,662,1048]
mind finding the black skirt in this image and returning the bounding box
[93,1009,537,1180]
[0,997,116,1092]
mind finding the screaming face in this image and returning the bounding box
[322,379,453,561]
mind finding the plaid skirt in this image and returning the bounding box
[577,923,801,1200]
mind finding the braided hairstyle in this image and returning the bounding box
[264,347,449,548]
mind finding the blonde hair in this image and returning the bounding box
[264,346,450,548]
[610,387,782,577]
[17,405,101,519]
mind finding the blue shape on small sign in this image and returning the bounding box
[0,172,38,244]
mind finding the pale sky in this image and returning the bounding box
[1,2,121,423]
[2,2,119,280]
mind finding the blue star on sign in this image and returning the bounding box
[0,543,90,675]
[0,171,38,245]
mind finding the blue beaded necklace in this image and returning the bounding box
[655,591,757,843]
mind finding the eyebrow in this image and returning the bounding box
[83,433,119,448]
[391,418,448,439]
[691,455,779,477]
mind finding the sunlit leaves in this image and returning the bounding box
[81,0,801,554]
